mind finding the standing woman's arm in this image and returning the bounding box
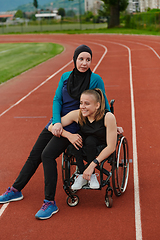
[52,72,70,125]
[51,72,71,137]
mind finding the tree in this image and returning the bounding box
[84,11,94,22]
[33,0,38,9]
[58,8,65,20]
[101,0,128,28]
[15,10,24,19]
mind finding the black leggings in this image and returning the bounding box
[13,127,70,201]
[71,135,104,174]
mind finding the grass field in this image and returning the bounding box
[0,42,64,84]
[0,26,159,85]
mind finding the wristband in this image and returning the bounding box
[93,159,99,166]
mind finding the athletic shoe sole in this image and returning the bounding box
[35,208,59,220]
[0,195,23,204]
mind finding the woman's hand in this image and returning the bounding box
[83,162,96,181]
[50,123,63,137]
[67,133,83,150]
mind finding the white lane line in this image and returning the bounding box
[126,43,142,240]
[136,42,160,59]
[0,203,9,217]
[105,40,143,240]
[118,42,142,240]
[0,60,73,118]
[91,43,107,73]
[123,40,160,59]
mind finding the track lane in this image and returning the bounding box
[0,34,160,240]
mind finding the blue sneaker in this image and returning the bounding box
[0,187,23,204]
[35,200,59,220]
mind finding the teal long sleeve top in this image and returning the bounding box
[45,71,110,129]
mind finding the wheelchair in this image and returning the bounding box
[62,100,129,208]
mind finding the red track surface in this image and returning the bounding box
[0,34,160,240]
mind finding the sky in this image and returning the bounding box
[0,0,51,12]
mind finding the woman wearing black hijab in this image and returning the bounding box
[0,45,110,220]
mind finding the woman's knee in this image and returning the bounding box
[41,146,52,162]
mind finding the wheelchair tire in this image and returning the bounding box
[112,135,129,197]
[67,195,79,207]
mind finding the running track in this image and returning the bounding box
[0,34,159,240]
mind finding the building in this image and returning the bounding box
[0,11,16,22]
[139,0,160,11]
[127,0,160,13]
[35,9,61,20]
[85,0,102,14]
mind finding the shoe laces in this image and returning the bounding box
[2,187,12,196]
[93,173,99,177]
[90,173,99,181]
[74,174,80,179]
[41,201,52,211]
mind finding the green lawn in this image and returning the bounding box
[0,42,64,84]
[0,26,159,84]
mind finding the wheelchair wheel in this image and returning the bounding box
[112,135,129,196]
[67,195,79,207]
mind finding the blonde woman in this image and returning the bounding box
[60,88,117,190]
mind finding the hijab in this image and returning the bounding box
[67,45,92,100]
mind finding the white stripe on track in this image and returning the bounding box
[91,43,107,73]
[112,41,143,240]
[0,203,9,217]
[126,44,143,240]
[122,40,160,59]
[136,42,160,59]
[103,40,142,240]
[0,60,73,118]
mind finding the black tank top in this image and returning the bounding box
[80,113,108,144]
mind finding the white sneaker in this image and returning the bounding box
[89,174,100,189]
[71,174,88,190]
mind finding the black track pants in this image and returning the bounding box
[13,127,70,201]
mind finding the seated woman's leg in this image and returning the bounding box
[67,146,87,190]
[84,136,103,189]
[84,136,102,164]
[70,146,85,174]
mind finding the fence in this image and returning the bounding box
[123,11,160,31]
[0,22,107,34]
